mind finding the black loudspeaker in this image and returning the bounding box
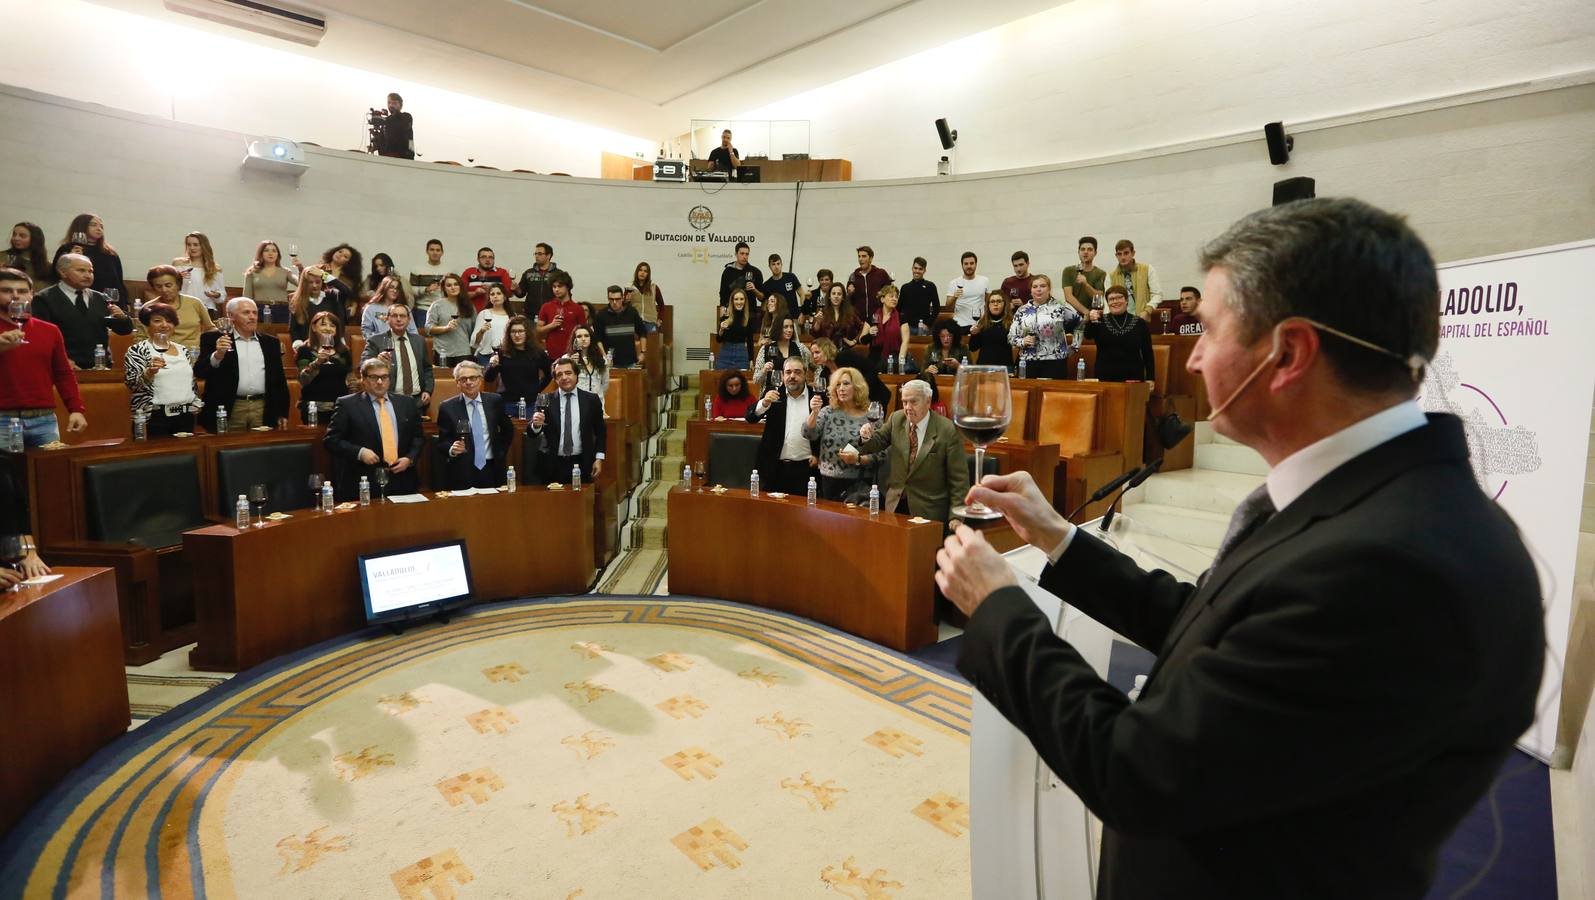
[1272,176,1316,205]
[1264,121,1293,165]
[935,118,957,150]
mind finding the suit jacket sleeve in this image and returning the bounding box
[858,410,898,456]
[264,335,289,423]
[323,396,366,461]
[589,393,606,458]
[491,396,515,454]
[360,335,382,363]
[400,396,425,463]
[416,335,435,394]
[956,538,1473,836]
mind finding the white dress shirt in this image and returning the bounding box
[233,334,267,397]
[781,388,812,461]
[1048,400,1429,563]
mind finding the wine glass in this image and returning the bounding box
[9,300,29,345]
[373,466,390,503]
[106,288,120,310]
[0,535,26,590]
[866,401,884,427]
[307,473,323,506]
[950,365,1012,520]
[693,460,706,492]
[247,483,268,526]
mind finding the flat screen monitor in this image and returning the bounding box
[358,539,474,623]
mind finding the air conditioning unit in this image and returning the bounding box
[163,0,327,47]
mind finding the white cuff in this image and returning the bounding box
[1047,523,1079,565]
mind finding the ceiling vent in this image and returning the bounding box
[163,0,326,47]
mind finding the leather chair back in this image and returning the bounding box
[1036,391,1101,458]
[707,432,762,490]
[1005,390,1030,440]
[216,443,315,516]
[83,455,207,548]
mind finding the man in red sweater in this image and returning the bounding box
[1000,250,1033,308]
[537,271,587,359]
[0,268,87,447]
[461,247,514,312]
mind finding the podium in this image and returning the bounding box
[969,512,1211,899]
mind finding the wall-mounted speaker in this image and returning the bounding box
[935,118,957,151]
[1272,176,1315,205]
[1263,121,1293,165]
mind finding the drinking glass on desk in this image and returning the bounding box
[247,483,268,526]
[307,473,323,504]
[950,365,1011,520]
[373,466,390,503]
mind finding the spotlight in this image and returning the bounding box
[935,118,957,151]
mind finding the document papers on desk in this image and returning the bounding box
[385,494,430,504]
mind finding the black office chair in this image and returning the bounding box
[707,433,761,490]
[215,443,315,517]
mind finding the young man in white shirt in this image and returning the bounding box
[945,251,989,328]
[409,239,449,316]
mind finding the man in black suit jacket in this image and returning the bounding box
[530,356,604,484]
[436,360,514,490]
[744,354,820,494]
[934,199,1544,899]
[324,357,426,501]
[30,253,132,369]
[194,298,289,431]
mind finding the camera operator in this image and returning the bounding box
[371,93,414,160]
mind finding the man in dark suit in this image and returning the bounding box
[324,357,425,501]
[530,356,604,484]
[361,303,433,415]
[30,252,132,369]
[745,354,820,494]
[194,298,289,431]
[436,360,514,489]
[934,199,1544,899]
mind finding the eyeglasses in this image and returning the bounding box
[364,374,391,381]
[457,376,482,383]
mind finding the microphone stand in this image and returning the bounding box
[1099,457,1164,533]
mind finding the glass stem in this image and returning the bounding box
[972,445,988,511]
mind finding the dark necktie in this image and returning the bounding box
[74,290,87,316]
[561,391,574,456]
[907,419,919,468]
[1210,484,1277,570]
[396,336,414,395]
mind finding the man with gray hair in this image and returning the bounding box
[935,198,1543,897]
[196,297,288,431]
[30,252,131,369]
[436,359,514,490]
[850,375,967,524]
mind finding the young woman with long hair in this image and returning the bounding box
[426,274,477,367]
[295,311,352,424]
[569,323,610,403]
[969,290,1015,369]
[288,262,346,347]
[922,320,965,376]
[6,222,49,284]
[366,253,406,302]
[626,261,662,332]
[360,275,417,340]
[318,243,362,320]
[242,240,300,308]
[754,316,810,394]
[56,212,124,298]
[810,282,863,351]
[472,283,513,362]
[484,315,551,409]
[715,290,754,370]
[173,231,225,315]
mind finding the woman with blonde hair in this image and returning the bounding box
[173,231,225,316]
[802,365,872,502]
[288,263,346,347]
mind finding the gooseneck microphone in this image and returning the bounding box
[1065,456,1164,523]
[1098,457,1164,532]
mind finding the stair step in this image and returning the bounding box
[1125,468,1262,515]
[1117,502,1228,551]
[1194,442,1269,477]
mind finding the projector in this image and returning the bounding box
[242,138,308,177]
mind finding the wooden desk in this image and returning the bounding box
[186,488,595,671]
[683,158,852,183]
[667,487,939,651]
[0,567,129,837]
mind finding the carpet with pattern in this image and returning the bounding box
[4,597,972,899]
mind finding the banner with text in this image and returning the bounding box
[1423,239,1595,759]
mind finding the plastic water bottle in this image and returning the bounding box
[571,464,582,491]
[234,494,250,530]
[1018,357,1028,379]
[682,463,692,485]
[517,398,527,421]
[320,481,334,512]
[886,355,896,375]
[868,484,880,516]
[704,396,713,419]
[707,351,715,370]
[806,476,817,506]
[749,470,760,498]
[358,476,371,507]
[215,405,229,434]
[93,344,109,370]
[10,418,24,452]
[605,349,614,368]
[505,465,517,493]
[306,403,319,426]
[132,412,148,441]
[1076,358,1086,381]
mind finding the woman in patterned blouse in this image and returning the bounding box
[1008,274,1082,379]
[123,302,202,437]
[802,365,873,502]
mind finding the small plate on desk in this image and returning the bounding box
[172,432,194,438]
[766,492,789,499]
[908,517,932,524]
[250,426,273,432]
[265,512,293,521]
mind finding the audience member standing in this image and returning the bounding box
[462,247,514,312]
[374,93,415,159]
[318,244,363,321]
[762,254,804,321]
[1084,285,1156,383]
[362,276,419,340]
[174,231,226,316]
[803,365,872,502]
[870,285,912,372]
[484,316,551,410]
[295,311,351,424]
[719,242,763,311]
[754,316,809,394]
[31,253,132,369]
[537,271,587,359]
[471,284,514,362]
[747,355,820,494]
[1000,251,1034,306]
[852,378,968,523]
[7,222,50,286]
[811,284,864,354]
[0,268,86,446]
[241,240,300,310]
[143,265,216,350]
[1010,274,1082,379]
[626,261,663,334]
[847,246,893,321]
[898,257,938,335]
[967,291,1014,370]
[946,251,988,329]
[367,304,434,413]
[438,360,514,490]
[366,253,407,305]
[802,269,836,329]
[711,370,755,420]
[1111,238,1164,317]
[324,358,423,501]
[56,214,124,299]
[288,265,346,347]
[1061,236,1108,315]
[409,239,449,316]
[716,291,754,370]
[515,242,562,317]
[123,302,202,437]
[196,298,288,432]
[592,284,647,369]
[426,277,478,367]
[569,324,610,407]
[531,357,606,484]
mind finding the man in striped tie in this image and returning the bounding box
[324,357,425,501]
